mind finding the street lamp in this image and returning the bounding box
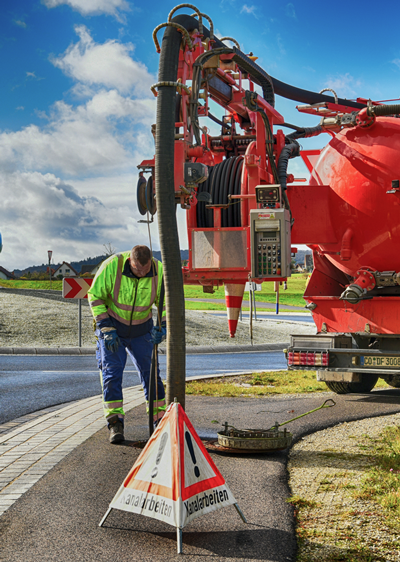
[48,250,52,287]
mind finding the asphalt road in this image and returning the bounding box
[0,351,287,424]
[2,390,400,562]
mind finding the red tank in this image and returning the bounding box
[310,117,400,276]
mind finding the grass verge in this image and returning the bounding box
[186,371,389,397]
[186,371,327,396]
[287,421,400,561]
[356,425,400,524]
[184,273,309,307]
[0,279,63,290]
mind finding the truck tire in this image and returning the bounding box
[383,375,400,388]
[325,377,379,394]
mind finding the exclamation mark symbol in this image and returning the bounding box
[151,432,168,478]
[185,431,200,478]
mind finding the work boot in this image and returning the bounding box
[108,417,124,444]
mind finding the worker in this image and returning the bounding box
[88,245,166,444]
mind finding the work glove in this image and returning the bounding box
[150,325,166,345]
[101,328,120,353]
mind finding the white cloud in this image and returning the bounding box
[0,90,155,176]
[51,25,154,97]
[0,23,163,270]
[285,3,296,18]
[392,59,400,70]
[14,19,27,28]
[0,170,187,271]
[324,73,361,98]
[240,5,258,17]
[42,0,129,18]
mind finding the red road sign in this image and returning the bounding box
[62,277,93,299]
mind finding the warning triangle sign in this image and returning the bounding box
[107,402,238,529]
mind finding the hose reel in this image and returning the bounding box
[137,175,157,216]
[196,156,244,228]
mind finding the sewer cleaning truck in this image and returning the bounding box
[138,4,400,399]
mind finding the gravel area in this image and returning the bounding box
[0,290,315,348]
[288,414,400,561]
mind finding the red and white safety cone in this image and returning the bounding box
[224,283,245,338]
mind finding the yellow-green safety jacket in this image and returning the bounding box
[88,251,165,338]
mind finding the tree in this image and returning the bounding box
[103,242,116,256]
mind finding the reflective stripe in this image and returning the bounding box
[89,299,105,308]
[104,401,123,409]
[133,305,151,312]
[94,312,110,322]
[108,296,134,312]
[146,399,166,417]
[113,266,123,303]
[104,406,125,420]
[153,410,165,422]
[109,309,152,326]
[105,411,124,421]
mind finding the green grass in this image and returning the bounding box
[184,273,309,308]
[356,425,400,526]
[185,372,389,397]
[185,370,328,396]
[185,301,228,311]
[0,279,63,290]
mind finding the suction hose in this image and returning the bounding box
[155,19,186,408]
[368,104,400,117]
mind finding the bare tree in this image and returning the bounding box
[103,242,116,256]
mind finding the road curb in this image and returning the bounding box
[0,342,288,356]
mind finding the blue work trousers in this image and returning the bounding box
[96,329,165,424]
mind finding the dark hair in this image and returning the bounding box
[130,245,151,266]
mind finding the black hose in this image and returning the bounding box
[196,157,243,228]
[277,142,300,193]
[170,14,367,110]
[208,112,232,130]
[287,125,324,140]
[270,76,366,109]
[155,19,186,409]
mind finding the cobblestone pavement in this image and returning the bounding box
[0,388,145,516]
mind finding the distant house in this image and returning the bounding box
[0,266,16,280]
[53,262,78,278]
[80,264,98,277]
[46,266,56,276]
[88,261,104,277]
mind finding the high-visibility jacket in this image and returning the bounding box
[88,252,165,338]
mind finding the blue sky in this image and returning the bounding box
[1,0,400,270]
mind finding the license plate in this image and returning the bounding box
[360,355,400,368]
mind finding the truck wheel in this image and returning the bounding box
[383,375,400,388]
[325,377,378,394]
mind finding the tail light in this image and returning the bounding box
[288,350,329,367]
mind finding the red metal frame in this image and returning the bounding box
[141,16,400,339]
[139,30,288,287]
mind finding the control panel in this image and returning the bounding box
[250,208,291,279]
